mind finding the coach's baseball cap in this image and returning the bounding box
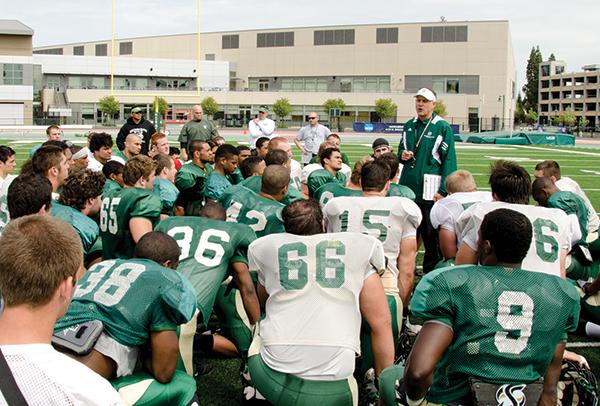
[415,88,437,102]
[372,138,389,149]
[131,107,143,113]
[258,106,269,113]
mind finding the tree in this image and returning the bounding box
[514,94,526,124]
[152,96,169,116]
[374,98,397,122]
[98,95,119,125]
[577,116,589,135]
[201,97,219,118]
[272,98,292,127]
[522,46,543,113]
[562,107,576,128]
[524,109,538,125]
[548,53,556,62]
[323,98,346,113]
[550,115,562,126]
[433,99,447,117]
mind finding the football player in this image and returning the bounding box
[247,199,394,405]
[379,208,580,406]
[306,147,346,197]
[152,153,180,217]
[99,155,162,260]
[204,144,238,202]
[267,136,303,191]
[174,139,212,215]
[455,161,572,278]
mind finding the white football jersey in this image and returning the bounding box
[289,159,302,190]
[323,196,422,279]
[250,232,385,353]
[430,191,493,235]
[456,201,573,277]
[0,174,16,236]
[556,176,600,234]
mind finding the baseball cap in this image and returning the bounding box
[258,106,269,113]
[131,107,143,113]
[414,88,436,102]
[372,138,390,149]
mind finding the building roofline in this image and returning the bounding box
[33,19,509,49]
[0,19,34,36]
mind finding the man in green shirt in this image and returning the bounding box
[204,144,238,202]
[99,155,162,259]
[306,147,346,197]
[175,140,213,215]
[111,132,142,164]
[398,87,457,273]
[53,169,105,265]
[152,153,179,217]
[178,105,219,160]
[101,160,124,196]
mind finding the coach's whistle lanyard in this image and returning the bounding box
[414,118,432,151]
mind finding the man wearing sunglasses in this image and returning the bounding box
[294,112,331,166]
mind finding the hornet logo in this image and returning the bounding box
[496,384,526,405]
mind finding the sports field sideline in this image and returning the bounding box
[2,133,600,404]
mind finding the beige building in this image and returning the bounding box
[0,20,34,125]
[34,20,516,132]
[539,60,600,129]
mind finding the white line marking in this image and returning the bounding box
[581,170,600,175]
[517,145,600,157]
[566,342,600,348]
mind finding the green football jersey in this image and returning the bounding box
[410,264,580,404]
[239,175,304,206]
[313,183,361,208]
[387,183,416,200]
[175,162,212,215]
[547,190,589,243]
[54,258,197,346]
[229,167,245,185]
[99,187,162,259]
[153,178,180,216]
[102,179,122,197]
[306,169,346,198]
[51,202,100,256]
[155,216,257,324]
[204,172,232,201]
[219,185,285,238]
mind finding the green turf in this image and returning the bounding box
[6,138,600,404]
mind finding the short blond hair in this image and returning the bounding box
[123,155,156,186]
[445,169,477,193]
[0,215,82,307]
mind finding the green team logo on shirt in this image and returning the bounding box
[532,218,559,263]
[338,209,390,242]
[278,240,345,290]
[75,260,144,306]
[99,197,121,234]
[166,226,230,267]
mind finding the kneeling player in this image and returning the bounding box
[379,209,579,405]
[54,232,198,404]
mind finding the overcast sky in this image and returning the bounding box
[6,0,600,92]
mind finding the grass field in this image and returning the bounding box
[5,136,600,404]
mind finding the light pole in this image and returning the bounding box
[498,95,506,130]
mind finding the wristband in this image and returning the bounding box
[406,396,425,406]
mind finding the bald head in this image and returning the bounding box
[124,133,143,156]
[261,164,290,199]
[532,176,559,207]
[192,105,204,121]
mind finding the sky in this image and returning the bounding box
[5,0,600,93]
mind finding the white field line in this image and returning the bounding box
[566,342,600,348]
[517,145,600,157]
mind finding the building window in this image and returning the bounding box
[95,44,108,56]
[540,65,550,77]
[314,29,355,45]
[222,35,239,49]
[3,64,23,85]
[257,32,294,48]
[421,25,468,42]
[33,48,63,55]
[446,79,459,94]
[376,27,398,44]
[73,46,84,56]
[119,42,133,55]
[205,53,215,61]
[405,75,479,95]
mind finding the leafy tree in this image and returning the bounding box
[524,109,538,125]
[514,94,526,124]
[323,98,346,113]
[548,53,556,62]
[374,98,397,122]
[98,95,119,125]
[577,116,589,132]
[433,99,447,117]
[272,98,292,127]
[152,96,169,116]
[522,46,543,112]
[201,97,219,118]
[550,115,562,126]
[562,107,576,128]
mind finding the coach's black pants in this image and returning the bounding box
[417,202,442,274]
